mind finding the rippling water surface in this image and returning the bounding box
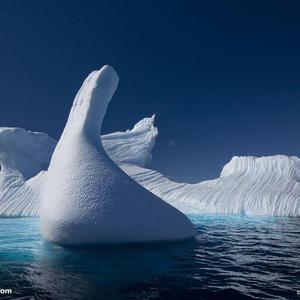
[0,215,299,300]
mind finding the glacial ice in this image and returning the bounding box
[0,128,54,217]
[0,127,56,179]
[0,68,299,219]
[39,65,195,245]
[101,115,157,167]
[123,155,300,217]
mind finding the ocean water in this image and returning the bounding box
[0,216,299,300]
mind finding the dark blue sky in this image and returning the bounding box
[1,1,300,182]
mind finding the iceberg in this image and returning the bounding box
[0,117,157,217]
[102,115,157,167]
[39,65,195,245]
[123,155,300,217]
[0,67,299,219]
[0,128,55,217]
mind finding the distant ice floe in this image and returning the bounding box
[123,155,300,217]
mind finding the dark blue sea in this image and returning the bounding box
[0,215,299,300]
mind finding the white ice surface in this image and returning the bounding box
[0,128,54,217]
[0,116,158,217]
[102,115,157,167]
[1,124,299,219]
[0,128,56,179]
[123,155,300,217]
[39,65,195,245]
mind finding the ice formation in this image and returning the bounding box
[102,115,157,167]
[39,65,195,245]
[123,156,300,217]
[0,68,299,219]
[0,128,55,216]
[0,117,157,217]
[0,127,56,179]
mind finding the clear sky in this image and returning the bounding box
[0,1,300,182]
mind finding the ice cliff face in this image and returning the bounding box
[123,156,300,217]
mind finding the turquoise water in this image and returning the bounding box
[0,215,299,299]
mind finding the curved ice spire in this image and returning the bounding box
[40,65,195,246]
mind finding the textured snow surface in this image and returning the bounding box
[102,115,157,167]
[0,117,158,217]
[0,128,56,179]
[0,128,54,217]
[39,65,195,245]
[123,155,300,217]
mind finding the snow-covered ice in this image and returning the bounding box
[0,117,158,217]
[0,128,54,217]
[102,115,157,167]
[0,127,56,179]
[0,66,299,220]
[123,155,300,217]
[39,65,195,245]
